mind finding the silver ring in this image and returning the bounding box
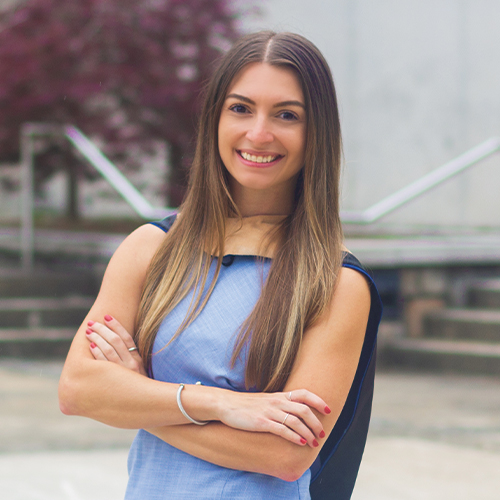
[287,391,293,401]
[128,347,138,352]
[282,413,290,426]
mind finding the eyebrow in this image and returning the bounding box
[226,93,306,110]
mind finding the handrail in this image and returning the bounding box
[341,137,500,224]
[18,123,500,269]
[20,123,174,269]
[64,126,173,220]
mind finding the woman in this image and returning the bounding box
[59,31,382,499]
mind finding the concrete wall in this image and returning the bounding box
[3,0,499,228]
[239,0,500,229]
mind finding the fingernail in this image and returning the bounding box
[300,438,307,445]
[90,342,96,348]
[85,329,92,335]
[104,314,113,321]
[87,321,95,326]
[319,430,325,439]
[313,439,319,447]
[325,406,331,414]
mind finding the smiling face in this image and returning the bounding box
[218,62,307,215]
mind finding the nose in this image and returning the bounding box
[246,116,273,145]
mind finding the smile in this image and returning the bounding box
[238,151,282,164]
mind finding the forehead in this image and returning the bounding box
[226,62,304,102]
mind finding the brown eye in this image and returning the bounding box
[278,111,298,121]
[229,104,248,114]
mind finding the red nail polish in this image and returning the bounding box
[319,430,325,439]
[325,406,331,414]
[313,439,319,447]
[300,438,307,445]
[85,329,92,335]
[90,342,96,348]
[87,320,95,326]
[104,314,113,322]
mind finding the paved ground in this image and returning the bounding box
[0,359,499,500]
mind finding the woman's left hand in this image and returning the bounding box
[85,315,147,376]
[214,388,329,448]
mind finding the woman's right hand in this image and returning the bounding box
[85,315,147,377]
[216,389,330,448]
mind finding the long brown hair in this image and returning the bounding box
[135,31,343,391]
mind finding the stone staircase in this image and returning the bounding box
[0,270,99,357]
[382,278,500,375]
[2,244,500,374]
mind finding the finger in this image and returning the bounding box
[264,392,325,441]
[286,389,331,415]
[86,327,123,363]
[267,420,309,447]
[87,321,130,362]
[278,411,320,448]
[102,315,137,351]
[89,341,108,361]
[87,321,146,374]
[285,401,325,441]
[264,393,325,443]
[86,322,148,376]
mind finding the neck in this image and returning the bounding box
[230,180,295,217]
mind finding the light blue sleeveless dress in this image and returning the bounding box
[125,215,382,500]
[125,253,312,499]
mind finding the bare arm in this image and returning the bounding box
[58,223,196,428]
[83,264,371,480]
[58,224,329,441]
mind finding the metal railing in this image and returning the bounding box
[18,123,500,268]
[341,137,500,224]
[20,123,173,269]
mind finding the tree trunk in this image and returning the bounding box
[67,164,79,220]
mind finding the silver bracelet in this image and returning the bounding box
[176,383,208,426]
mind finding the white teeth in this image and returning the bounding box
[240,152,278,163]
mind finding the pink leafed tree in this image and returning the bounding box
[0,0,248,208]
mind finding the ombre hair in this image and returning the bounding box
[135,31,343,391]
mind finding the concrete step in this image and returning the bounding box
[0,327,76,358]
[424,308,500,342]
[0,297,93,328]
[0,271,99,298]
[468,279,500,309]
[381,337,500,375]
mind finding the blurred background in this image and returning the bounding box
[0,1,499,499]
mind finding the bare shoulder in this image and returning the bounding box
[108,223,167,274]
[93,223,169,321]
[115,222,168,257]
[62,223,170,366]
[333,263,371,310]
[299,262,371,353]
